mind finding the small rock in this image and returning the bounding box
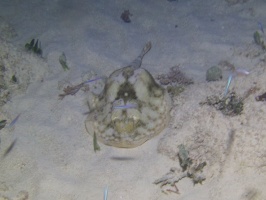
[206,66,222,82]
[225,0,249,5]
[14,191,28,200]
[0,196,10,200]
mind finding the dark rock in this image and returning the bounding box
[120,10,132,23]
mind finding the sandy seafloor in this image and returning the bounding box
[0,0,266,199]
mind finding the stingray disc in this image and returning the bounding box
[85,42,171,148]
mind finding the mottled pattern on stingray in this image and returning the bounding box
[85,42,172,148]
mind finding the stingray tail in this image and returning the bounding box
[131,41,152,70]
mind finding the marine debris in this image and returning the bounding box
[120,10,132,23]
[200,92,244,116]
[9,113,21,127]
[157,65,193,86]
[104,186,108,200]
[157,65,193,97]
[58,77,104,100]
[25,38,42,55]
[59,52,69,71]
[154,144,206,194]
[258,21,264,34]
[224,68,249,96]
[218,61,249,96]
[59,83,85,99]
[224,73,233,96]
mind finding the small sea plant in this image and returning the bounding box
[178,144,192,171]
[11,75,17,83]
[0,120,7,130]
[253,31,266,50]
[93,132,100,152]
[25,39,42,55]
[59,52,69,71]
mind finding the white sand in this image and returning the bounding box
[0,0,266,199]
